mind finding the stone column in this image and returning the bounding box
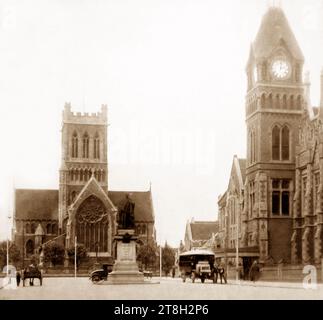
[315,153,323,264]
[291,168,302,264]
[302,164,314,264]
[258,173,268,262]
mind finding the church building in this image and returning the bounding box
[13,103,156,265]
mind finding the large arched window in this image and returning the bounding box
[282,126,290,160]
[272,126,280,161]
[75,195,108,253]
[94,133,100,159]
[83,133,89,158]
[72,132,78,158]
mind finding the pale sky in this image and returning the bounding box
[0,0,322,246]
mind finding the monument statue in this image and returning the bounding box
[119,194,135,229]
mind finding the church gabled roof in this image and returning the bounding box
[14,187,154,223]
[252,7,304,61]
[15,189,59,221]
[189,221,219,241]
[109,191,155,222]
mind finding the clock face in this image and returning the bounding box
[271,59,290,79]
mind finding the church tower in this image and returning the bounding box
[242,7,305,263]
[58,103,108,233]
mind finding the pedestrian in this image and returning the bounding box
[213,262,219,284]
[16,270,21,287]
[172,267,175,278]
[218,261,227,284]
[249,260,260,282]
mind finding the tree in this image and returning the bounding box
[43,242,65,267]
[0,241,21,269]
[137,244,157,270]
[162,243,175,277]
[67,244,89,269]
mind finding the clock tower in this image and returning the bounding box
[242,7,305,263]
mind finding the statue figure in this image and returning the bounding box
[119,194,135,229]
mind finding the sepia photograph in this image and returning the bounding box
[0,0,323,303]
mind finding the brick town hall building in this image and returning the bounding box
[12,104,156,266]
[217,6,323,273]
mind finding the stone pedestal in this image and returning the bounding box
[107,229,144,284]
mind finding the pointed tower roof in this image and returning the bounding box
[252,7,304,61]
[35,223,45,236]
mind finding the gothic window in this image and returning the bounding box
[297,95,302,110]
[261,94,266,108]
[31,223,36,234]
[314,173,320,212]
[275,94,280,109]
[142,224,146,234]
[268,93,273,108]
[282,126,290,160]
[282,95,287,109]
[26,239,34,257]
[249,182,255,218]
[52,224,57,234]
[75,195,108,253]
[272,126,280,160]
[46,224,52,234]
[271,180,290,216]
[290,95,294,109]
[72,132,78,158]
[302,176,307,217]
[94,133,100,159]
[26,223,31,234]
[83,133,89,158]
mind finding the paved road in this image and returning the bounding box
[0,277,322,300]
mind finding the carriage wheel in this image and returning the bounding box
[92,275,103,284]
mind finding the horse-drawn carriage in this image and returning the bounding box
[22,265,42,287]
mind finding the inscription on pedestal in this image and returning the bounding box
[118,242,136,262]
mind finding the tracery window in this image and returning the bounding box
[83,133,89,158]
[94,133,100,159]
[75,196,108,252]
[72,132,78,158]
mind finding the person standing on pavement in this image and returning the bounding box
[218,261,227,284]
[213,262,219,284]
[249,260,260,282]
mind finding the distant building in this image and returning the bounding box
[184,219,219,251]
[217,156,247,259]
[13,104,156,266]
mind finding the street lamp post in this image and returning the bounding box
[6,215,11,277]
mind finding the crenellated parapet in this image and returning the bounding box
[63,102,107,125]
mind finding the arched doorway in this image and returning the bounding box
[75,195,109,252]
